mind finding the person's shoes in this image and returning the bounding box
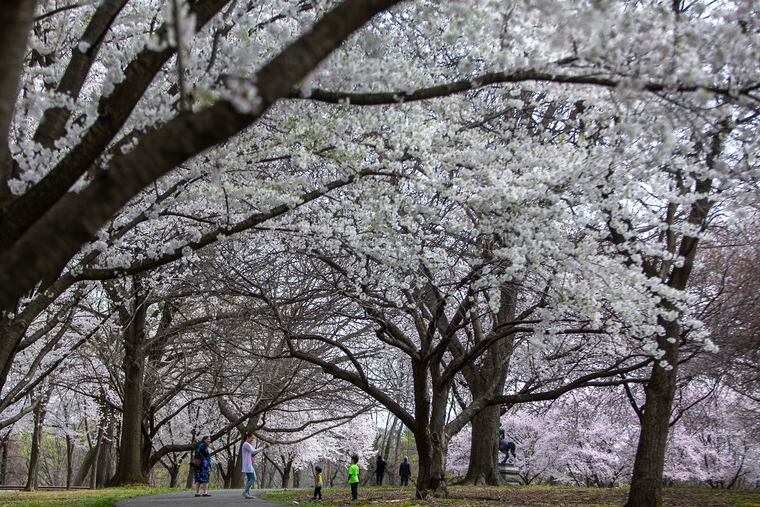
[195,494,201,497]
[202,493,211,497]
[244,494,254,499]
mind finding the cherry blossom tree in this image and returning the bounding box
[0,3,756,505]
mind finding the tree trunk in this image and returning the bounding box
[0,434,8,484]
[140,422,154,481]
[282,459,292,488]
[185,461,194,489]
[0,323,25,405]
[293,468,300,488]
[626,320,680,507]
[0,1,36,200]
[260,459,268,488]
[25,400,45,491]
[392,422,403,485]
[415,431,447,499]
[459,284,517,485]
[65,434,74,489]
[230,434,245,488]
[73,446,95,486]
[112,289,148,485]
[217,460,231,488]
[168,464,179,488]
[410,357,450,499]
[96,408,114,488]
[89,437,101,489]
[460,404,502,485]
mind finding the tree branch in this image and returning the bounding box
[292,70,759,106]
[0,0,405,311]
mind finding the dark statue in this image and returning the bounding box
[498,427,516,465]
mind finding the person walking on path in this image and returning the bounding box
[241,433,268,499]
[194,436,212,497]
[375,454,387,486]
[399,456,411,486]
[348,454,360,501]
[312,465,323,500]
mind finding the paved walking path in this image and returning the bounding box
[115,488,290,506]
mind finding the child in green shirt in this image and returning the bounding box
[347,454,360,501]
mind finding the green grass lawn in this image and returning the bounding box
[0,486,183,507]
[261,485,760,507]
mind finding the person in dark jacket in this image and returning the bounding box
[375,454,387,486]
[194,436,212,497]
[399,456,411,486]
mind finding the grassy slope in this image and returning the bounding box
[261,485,760,507]
[0,486,182,507]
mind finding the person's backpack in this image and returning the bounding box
[190,443,204,468]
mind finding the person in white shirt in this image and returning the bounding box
[241,433,268,499]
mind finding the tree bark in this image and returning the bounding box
[25,398,46,491]
[112,286,148,485]
[293,468,300,488]
[230,433,245,488]
[0,0,404,312]
[73,446,95,486]
[66,434,74,489]
[411,359,449,498]
[0,1,37,199]
[626,320,680,507]
[168,464,179,488]
[458,285,517,485]
[0,322,26,408]
[185,459,195,489]
[0,433,9,484]
[96,405,114,488]
[415,430,448,498]
[461,404,502,485]
[625,131,722,504]
[281,459,293,488]
[89,404,105,489]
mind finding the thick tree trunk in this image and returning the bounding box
[459,285,517,485]
[416,363,450,498]
[415,431,447,498]
[626,321,680,507]
[112,290,148,485]
[410,357,450,499]
[460,404,502,485]
[113,361,146,483]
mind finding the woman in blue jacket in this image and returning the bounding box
[194,436,212,497]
